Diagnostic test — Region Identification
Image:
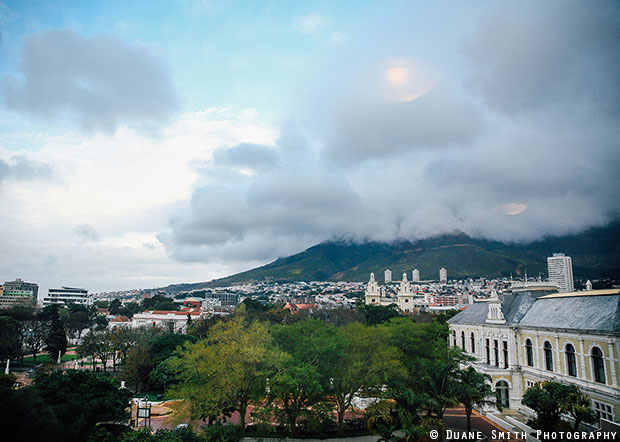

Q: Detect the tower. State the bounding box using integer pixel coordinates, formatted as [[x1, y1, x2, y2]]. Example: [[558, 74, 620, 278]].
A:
[[384, 269, 392, 283], [547, 253, 574, 293], [365, 273, 381, 305], [397, 272, 414, 312], [439, 268, 447, 283], [412, 269, 420, 282]]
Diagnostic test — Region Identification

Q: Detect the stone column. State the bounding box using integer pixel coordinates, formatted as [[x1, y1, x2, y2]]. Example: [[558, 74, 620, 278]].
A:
[[535, 334, 540, 370], [607, 341, 617, 387], [554, 336, 562, 375], [579, 337, 587, 380]]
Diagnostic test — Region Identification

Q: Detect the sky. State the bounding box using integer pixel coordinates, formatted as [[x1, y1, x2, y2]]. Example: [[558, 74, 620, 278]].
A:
[[0, 0, 619, 294]]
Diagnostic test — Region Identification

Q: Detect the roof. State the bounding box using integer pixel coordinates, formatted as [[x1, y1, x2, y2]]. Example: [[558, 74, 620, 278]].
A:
[[448, 289, 620, 333], [539, 288, 620, 299], [519, 294, 620, 333], [110, 315, 130, 322]]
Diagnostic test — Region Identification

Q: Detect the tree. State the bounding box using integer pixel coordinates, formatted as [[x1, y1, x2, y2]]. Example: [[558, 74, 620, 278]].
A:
[[34, 370, 131, 442], [328, 322, 405, 435], [109, 298, 122, 315], [23, 319, 50, 365], [560, 386, 597, 430], [455, 367, 495, 432], [268, 319, 341, 436], [0, 316, 22, 363], [170, 317, 275, 433], [358, 303, 401, 325], [44, 305, 67, 362], [79, 330, 113, 373], [523, 381, 596, 431], [122, 344, 155, 392]]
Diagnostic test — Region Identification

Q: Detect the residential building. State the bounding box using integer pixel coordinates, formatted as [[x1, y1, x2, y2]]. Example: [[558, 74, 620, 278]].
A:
[[412, 269, 420, 282], [448, 286, 620, 424], [384, 269, 392, 283], [43, 286, 92, 306], [439, 267, 448, 283], [547, 253, 574, 293]]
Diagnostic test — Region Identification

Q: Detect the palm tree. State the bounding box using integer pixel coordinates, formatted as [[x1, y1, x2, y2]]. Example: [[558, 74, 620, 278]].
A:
[[456, 366, 495, 432]]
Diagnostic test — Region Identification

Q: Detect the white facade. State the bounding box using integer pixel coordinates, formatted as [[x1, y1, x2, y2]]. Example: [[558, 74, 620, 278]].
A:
[[43, 286, 92, 306], [131, 310, 203, 333], [439, 267, 447, 283], [412, 269, 420, 282], [384, 269, 392, 283], [547, 253, 574, 293]]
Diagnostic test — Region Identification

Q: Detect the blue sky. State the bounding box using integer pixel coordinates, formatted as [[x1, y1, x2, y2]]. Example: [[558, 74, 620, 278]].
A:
[[0, 1, 618, 294]]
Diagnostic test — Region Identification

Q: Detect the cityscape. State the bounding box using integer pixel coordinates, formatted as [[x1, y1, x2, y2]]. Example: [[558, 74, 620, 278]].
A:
[[1, 1, 619, 442]]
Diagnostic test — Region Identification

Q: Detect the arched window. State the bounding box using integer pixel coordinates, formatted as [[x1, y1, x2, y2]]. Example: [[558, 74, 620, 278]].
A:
[[565, 344, 577, 377], [485, 339, 490, 364], [461, 331, 466, 350], [544, 341, 553, 371], [452, 331, 456, 347], [470, 332, 476, 353], [592, 347, 606, 384], [525, 339, 533, 367], [495, 380, 510, 408]]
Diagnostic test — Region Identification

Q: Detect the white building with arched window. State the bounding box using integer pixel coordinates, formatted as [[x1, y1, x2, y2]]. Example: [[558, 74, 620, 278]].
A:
[[448, 286, 620, 424]]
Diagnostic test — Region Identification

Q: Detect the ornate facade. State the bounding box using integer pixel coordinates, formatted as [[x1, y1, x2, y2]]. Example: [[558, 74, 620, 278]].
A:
[[448, 286, 620, 424]]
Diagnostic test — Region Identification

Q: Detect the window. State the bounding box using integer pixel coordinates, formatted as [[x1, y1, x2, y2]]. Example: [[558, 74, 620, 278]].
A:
[[525, 339, 534, 367], [495, 381, 509, 408], [461, 331, 466, 350], [544, 341, 553, 371], [565, 344, 577, 377], [592, 347, 606, 384], [494, 340, 499, 367], [452, 331, 456, 347], [485, 338, 490, 364], [592, 400, 613, 422], [503, 341, 509, 369], [525, 380, 538, 390], [470, 332, 476, 353]]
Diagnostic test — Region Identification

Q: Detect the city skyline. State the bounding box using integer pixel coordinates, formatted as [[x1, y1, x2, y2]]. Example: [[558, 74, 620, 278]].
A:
[[0, 1, 619, 293]]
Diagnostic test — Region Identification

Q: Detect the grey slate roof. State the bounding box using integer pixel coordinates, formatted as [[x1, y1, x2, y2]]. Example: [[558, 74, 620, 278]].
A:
[[518, 295, 620, 333], [448, 291, 620, 333]]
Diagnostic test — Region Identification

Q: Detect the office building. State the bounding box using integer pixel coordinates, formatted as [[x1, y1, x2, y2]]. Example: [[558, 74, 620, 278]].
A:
[[547, 253, 574, 293], [43, 286, 92, 306]]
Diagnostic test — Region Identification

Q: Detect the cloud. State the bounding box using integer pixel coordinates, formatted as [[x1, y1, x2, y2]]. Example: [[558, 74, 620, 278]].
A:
[[74, 223, 99, 242], [0, 155, 53, 184], [2, 28, 180, 132], [161, 1, 620, 266], [293, 13, 328, 34], [463, 1, 620, 116]]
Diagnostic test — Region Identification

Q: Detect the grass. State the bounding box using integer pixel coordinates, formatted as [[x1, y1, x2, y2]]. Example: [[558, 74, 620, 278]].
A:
[[22, 353, 80, 365]]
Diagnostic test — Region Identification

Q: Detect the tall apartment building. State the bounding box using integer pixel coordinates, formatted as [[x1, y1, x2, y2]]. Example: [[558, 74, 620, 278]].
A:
[[439, 267, 448, 283], [412, 269, 420, 282], [547, 253, 574, 293], [42, 286, 92, 306], [384, 269, 392, 283], [0, 278, 39, 309]]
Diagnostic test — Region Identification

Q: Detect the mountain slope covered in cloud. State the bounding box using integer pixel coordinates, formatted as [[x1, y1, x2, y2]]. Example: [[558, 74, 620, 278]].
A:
[[157, 220, 620, 291]]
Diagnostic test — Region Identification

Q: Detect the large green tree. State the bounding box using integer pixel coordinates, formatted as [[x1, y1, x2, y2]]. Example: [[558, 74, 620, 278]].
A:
[[170, 317, 276, 432], [44, 305, 67, 362]]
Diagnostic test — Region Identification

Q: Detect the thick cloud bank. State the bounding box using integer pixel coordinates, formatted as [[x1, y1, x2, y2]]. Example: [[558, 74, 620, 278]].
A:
[[161, 1, 619, 263], [2, 29, 180, 132]]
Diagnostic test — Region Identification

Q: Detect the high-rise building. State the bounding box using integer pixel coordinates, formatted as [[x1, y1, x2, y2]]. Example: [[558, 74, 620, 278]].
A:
[[43, 287, 92, 306], [412, 269, 420, 282], [547, 253, 574, 293], [439, 268, 448, 283], [0, 278, 39, 309], [384, 269, 392, 283]]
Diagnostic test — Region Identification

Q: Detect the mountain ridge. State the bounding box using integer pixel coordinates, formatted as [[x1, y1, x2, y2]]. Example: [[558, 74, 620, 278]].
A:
[[159, 221, 620, 293]]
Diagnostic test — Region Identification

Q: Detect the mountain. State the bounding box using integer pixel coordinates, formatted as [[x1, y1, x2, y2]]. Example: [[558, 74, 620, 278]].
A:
[[160, 221, 620, 292]]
